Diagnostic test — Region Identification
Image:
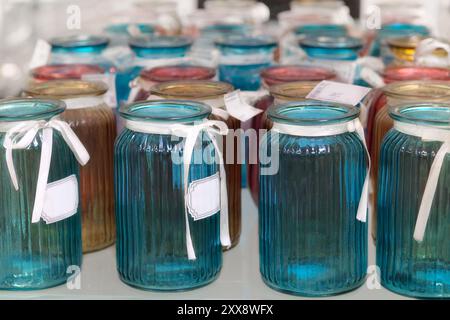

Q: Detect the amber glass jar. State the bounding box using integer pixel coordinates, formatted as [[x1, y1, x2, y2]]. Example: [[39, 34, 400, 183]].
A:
[[131, 65, 216, 102], [249, 81, 319, 204], [150, 80, 241, 249], [369, 81, 450, 239], [386, 36, 426, 65], [24, 80, 116, 252]]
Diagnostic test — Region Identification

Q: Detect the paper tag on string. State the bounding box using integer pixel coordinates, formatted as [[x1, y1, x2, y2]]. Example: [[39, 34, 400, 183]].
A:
[[224, 90, 263, 122], [306, 80, 371, 106], [29, 39, 51, 70]]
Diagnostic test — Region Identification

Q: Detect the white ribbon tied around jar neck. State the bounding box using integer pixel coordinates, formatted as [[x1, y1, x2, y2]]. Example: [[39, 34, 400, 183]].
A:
[[271, 118, 370, 222], [394, 121, 450, 242], [125, 119, 231, 260], [1, 117, 90, 223]]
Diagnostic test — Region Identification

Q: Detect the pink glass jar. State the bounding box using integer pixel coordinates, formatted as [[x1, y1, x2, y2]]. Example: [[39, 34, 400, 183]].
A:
[[30, 64, 105, 83]]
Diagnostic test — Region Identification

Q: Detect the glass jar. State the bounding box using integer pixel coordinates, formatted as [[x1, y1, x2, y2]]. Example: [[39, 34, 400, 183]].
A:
[[30, 64, 105, 84], [104, 23, 155, 47], [293, 24, 348, 39], [130, 65, 216, 102], [260, 65, 336, 87], [149, 81, 241, 249], [118, 35, 193, 103], [385, 36, 426, 65], [115, 100, 227, 290], [377, 103, 450, 298], [299, 35, 362, 61], [259, 101, 368, 296], [249, 79, 329, 205], [383, 66, 450, 84], [368, 81, 450, 240], [49, 35, 116, 73], [0, 99, 83, 289], [215, 35, 277, 91], [24, 80, 116, 253]]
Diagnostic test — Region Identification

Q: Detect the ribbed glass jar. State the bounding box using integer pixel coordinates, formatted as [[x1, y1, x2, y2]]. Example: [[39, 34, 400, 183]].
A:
[[259, 101, 368, 296], [369, 81, 450, 240], [30, 64, 105, 83], [115, 100, 222, 290], [118, 35, 193, 103], [377, 104, 450, 298], [24, 80, 116, 253], [150, 80, 241, 249], [0, 99, 82, 290], [131, 65, 216, 102], [215, 35, 277, 91], [249, 81, 320, 204]]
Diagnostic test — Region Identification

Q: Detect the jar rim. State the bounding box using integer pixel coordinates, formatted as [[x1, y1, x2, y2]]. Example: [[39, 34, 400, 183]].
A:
[[293, 23, 347, 35], [387, 35, 427, 48], [261, 65, 336, 83], [383, 66, 450, 82], [215, 35, 277, 48], [104, 23, 155, 34], [269, 81, 319, 100], [299, 35, 363, 49], [129, 35, 193, 49], [50, 35, 110, 49], [141, 65, 216, 83], [201, 23, 251, 34], [0, 98, 65, 122], [120, 100, 211, 123], [24, 80, 108, 99], [150, 80, 234, 100], [31, 64, 105, 81], [268, 100, 359, 126], [382, 80, 450, 99], [390, 103, 450, 127]]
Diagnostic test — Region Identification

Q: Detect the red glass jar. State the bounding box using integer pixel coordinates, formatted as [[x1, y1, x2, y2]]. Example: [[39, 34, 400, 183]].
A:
[[131, 65, 216, 101], [30, 64, 105, 83], [260, 65, 335, 87]]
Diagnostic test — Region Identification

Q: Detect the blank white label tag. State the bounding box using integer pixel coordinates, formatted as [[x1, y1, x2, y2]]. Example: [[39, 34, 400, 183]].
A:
[[42, 175, 79, 224], [187, 173, 220, 221], [127, 24, 143, 37], [306, 80, 372, 106], [82, 73, 117, 107], [29, 39, 51, 70], [224, 90, 263, 122]]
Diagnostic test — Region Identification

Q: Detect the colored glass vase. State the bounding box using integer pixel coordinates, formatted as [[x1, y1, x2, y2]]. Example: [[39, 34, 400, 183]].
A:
[[377, 103, 450, 298], [0, 99, 83, 289], [150, 80, 241, 249], [25, 80, 116, 253], [115, 100, 227, 290], [259, 101, 368, 296]]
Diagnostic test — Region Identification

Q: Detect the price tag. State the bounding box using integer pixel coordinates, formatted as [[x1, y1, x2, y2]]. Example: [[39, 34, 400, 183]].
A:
[[42, 175, 79, 224], [306, 80, 372, 106], [29, 39, 51, 69], [127, 24, 143, 37], [224, 90, 263, 122], [187, 173, 220, 221]]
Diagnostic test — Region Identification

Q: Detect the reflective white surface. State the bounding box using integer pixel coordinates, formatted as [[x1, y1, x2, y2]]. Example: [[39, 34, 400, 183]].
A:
[[0, 190, 409, 300]]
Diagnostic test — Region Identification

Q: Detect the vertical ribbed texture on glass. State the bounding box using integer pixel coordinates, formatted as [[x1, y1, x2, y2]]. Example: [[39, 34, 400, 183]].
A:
[[259, 131, 367, 296], [115, 129, 222, 291], [377, 129, 450, 298], [61, 106, 116, 252], [0, 131, 82, 290]]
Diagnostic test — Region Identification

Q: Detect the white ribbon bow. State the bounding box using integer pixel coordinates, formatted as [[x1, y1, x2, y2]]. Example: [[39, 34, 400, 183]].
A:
[[125, 119, 231, 260], [394, 121, 450, 242], [272, 118, 370, 222], [2, 117, 90, 223], [414, 38, 450, 68]]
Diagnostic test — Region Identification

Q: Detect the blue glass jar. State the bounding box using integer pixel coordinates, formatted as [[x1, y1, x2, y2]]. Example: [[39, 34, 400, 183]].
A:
[[49, 35, 116, 72], [294, 24, 348, 38], [104, 23, 155, 47], [215, 35, 277, 91], [369, 23, 430, 58], [299, 35, 362, 61], [0, 99, 83, 290], [115, 100, 225, 291], [377, 103, 450, 298], [259, 101, 368, 296], [118, 35, 193, 104]]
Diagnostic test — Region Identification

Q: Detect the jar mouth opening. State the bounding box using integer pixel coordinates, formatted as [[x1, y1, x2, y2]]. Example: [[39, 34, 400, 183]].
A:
[[31, 64, 105, 81], [141, 65, 216, 83], [120, 100, 211, 123], [299, 35, 363, 49], [201, 23, 251, 34], [293, 24, 347, 35], [382, 81, 450, 99], [50, 35, 109, 49], [379, 23, 429, 35], [150, 80, 234, 100], [268, 100, 359, 125], [24, 80, 108, 99], [261, 66, 336, 83], [105, 23, 155, 35], [383, 67, 450, 82], [387, 35, 426, 48], [129, 35, 193, 49], [269, 81, 319, 100], [0, 98, 65, 122], [215, 35, 277, 48], [390, 103, 450, 127]]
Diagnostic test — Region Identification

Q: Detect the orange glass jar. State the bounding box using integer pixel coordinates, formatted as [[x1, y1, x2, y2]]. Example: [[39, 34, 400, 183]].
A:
[[150, 80, 241, 249], [369, 81, 450, 239], [25, 80, 116, 252]]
